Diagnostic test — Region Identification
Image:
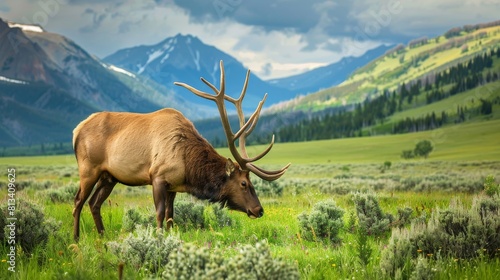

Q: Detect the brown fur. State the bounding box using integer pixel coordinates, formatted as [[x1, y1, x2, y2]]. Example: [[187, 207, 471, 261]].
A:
[[72, 108, 262, 241]]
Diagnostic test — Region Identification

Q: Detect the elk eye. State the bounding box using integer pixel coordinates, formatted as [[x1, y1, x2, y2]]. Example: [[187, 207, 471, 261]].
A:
[[241, 181, 247, 188]]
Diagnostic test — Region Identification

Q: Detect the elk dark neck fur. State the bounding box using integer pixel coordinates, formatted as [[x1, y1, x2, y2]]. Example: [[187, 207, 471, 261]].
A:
[[179, 124, 228, 202]]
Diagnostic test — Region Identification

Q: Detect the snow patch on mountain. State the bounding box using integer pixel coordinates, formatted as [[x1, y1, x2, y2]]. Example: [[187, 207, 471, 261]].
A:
[[7, 22, 44, 33], [0, 75, 28, 84], [138, 48, 163, 74], [209, 61, 218, 83], [137, 39, 178, 73], [107, 65, 136, 78], [161, 53, 170, 63], [193, 50, 200, 71]]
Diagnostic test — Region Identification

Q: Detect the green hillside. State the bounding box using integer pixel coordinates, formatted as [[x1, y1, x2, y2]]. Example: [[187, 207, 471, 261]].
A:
[[215, 119, 500, 165], [384, 81, 500, 123], [2, 116, 498, 167], [271, 44, 500, 144], [270, 22, 500, 112]]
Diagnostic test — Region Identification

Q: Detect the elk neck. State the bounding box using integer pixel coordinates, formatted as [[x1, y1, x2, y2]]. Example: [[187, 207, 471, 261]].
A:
[[179, 125, 229, 203]]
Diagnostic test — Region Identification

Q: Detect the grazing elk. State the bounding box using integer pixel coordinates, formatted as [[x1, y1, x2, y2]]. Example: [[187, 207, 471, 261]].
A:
[[72, 60, 290, 241]]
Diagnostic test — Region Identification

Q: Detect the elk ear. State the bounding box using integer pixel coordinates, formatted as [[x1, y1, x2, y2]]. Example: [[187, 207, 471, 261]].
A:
[[225, 158, 235, 176]]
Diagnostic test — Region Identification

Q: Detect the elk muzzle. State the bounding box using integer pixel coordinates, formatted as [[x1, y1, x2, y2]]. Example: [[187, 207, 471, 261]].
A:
[[247, 205, 264, 219]]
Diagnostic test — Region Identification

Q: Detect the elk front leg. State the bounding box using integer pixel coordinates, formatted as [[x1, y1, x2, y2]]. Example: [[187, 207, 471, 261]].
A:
[[152, 180, 167, 229], [165, 192, 176, 230]]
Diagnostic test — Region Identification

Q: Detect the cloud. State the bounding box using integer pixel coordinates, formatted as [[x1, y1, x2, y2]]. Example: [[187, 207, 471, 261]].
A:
[[1, 0, 499, 79], [260, 62, 273, 77], [79, 8, 108, 33], [0, 4, 10, 13]]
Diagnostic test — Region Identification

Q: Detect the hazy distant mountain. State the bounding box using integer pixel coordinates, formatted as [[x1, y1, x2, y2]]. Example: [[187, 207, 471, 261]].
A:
[[268, 44, 393, 94], [0, 18, 187, 146], [103, 34, 296, 113]]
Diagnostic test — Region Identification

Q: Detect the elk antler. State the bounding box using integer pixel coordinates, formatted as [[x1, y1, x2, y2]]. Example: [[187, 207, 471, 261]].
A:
[[174, 60, 290, 181]]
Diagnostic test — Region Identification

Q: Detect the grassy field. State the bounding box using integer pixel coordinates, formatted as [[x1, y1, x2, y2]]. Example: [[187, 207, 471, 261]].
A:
[[0, 116, 500, 279], [0, 117, 499, 279]]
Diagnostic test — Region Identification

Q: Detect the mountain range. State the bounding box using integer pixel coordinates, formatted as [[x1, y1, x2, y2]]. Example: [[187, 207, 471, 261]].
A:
[[268, 44, 392, 94], [0, 17, 389, 147], [103, 34, 391, 111], [3, 17, 497, 150], [103, 34, 296, 113], [0, 18, 198, 146]]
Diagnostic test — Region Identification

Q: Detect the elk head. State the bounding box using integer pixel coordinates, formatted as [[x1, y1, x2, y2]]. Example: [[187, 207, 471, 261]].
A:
[[175, 60, 290, 218]]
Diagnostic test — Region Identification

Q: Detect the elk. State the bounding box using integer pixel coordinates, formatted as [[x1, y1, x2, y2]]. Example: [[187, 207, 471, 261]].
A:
[[72, 60, 290, 241]]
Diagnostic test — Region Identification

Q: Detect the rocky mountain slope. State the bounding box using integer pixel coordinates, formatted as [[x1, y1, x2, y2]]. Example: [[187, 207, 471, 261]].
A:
[[0, 18, 188, 146]]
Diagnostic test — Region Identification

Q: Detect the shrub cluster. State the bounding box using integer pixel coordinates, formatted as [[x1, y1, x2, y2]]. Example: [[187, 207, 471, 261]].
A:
[[174, 200, 233, 231], [284, 161, 497, 195], [163, 240, 299, 280], [107, 226, 181, 274], [298, 200, 344, 243], [43, 182, 79, 203], [7, 180, 53, 191], [253, 178, 284, 197], [108, 228, 299, 279], [320, 178, 394, 195], [484, 175, 499, 196], [122, 208, 154, 232], [121, 200, 234, 232], [380, 194, 500, 279], [352, 192, 394, 236], [0, 199, 61, 253]]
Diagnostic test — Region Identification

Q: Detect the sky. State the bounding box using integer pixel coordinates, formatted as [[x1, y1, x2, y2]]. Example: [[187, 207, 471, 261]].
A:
[[1, 0, 499, 79]]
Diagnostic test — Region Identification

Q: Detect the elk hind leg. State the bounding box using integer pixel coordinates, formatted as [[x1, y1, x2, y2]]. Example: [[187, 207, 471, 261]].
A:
[[73, 168, 100, 241], [88, 171, 117, 235]]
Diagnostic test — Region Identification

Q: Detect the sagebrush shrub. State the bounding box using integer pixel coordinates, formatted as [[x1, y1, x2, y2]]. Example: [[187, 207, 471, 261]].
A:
[[173, 200, 206, 230], [174, 200, 233, 230], [298, 200, 344, 243], [380, 195, 500, 279], [410, 256, 435, 280], [107, 226, 181, 274], [121, 200, 233, 232], [484, 175, 499, 196], [319, 181, 351, 195], [44, 182, 79, 203], [12, 180, 53, 191], [356, 227, 373, 265], [253, 178, 283, 197], [122, 208, 153, 232], [352, 192, 394, 236], [203, 204, 233, 230], [380, 226, 416, 279], [0, 199, 61, 253], [395, 207, 414, 228], [162, 240, 299, 280]]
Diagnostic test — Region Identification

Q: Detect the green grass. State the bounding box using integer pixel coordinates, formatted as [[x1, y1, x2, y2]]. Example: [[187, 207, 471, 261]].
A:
[[1, 159, 499, 279]]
